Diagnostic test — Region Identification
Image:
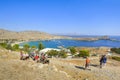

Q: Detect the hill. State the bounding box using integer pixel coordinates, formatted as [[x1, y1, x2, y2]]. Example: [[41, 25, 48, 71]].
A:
[[0, 48, 120, 80], [0, 29, 67, 41]]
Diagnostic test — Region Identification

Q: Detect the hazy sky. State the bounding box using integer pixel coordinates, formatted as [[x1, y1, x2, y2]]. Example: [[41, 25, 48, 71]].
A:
[[0, 0, 120, 35]]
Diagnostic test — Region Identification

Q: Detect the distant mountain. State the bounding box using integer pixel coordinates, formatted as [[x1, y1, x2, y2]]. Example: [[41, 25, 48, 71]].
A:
[[0, 29, 66, 41]]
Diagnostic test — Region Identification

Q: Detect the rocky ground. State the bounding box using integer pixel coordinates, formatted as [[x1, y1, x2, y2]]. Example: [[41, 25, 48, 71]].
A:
[[0, 49, 120, 80]]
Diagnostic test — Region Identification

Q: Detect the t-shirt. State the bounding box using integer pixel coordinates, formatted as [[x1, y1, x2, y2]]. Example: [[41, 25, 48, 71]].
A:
[[34, 56, 39, 60], [86, 58, 90, 63]]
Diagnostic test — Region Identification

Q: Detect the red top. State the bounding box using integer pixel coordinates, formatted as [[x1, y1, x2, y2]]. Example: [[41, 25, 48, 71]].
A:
[[86, 58, 90, 63], [34, 56, 39, 60]]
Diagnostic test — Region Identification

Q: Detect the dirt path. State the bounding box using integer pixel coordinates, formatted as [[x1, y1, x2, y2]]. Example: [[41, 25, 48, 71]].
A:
[[57, 58, 120, 80]]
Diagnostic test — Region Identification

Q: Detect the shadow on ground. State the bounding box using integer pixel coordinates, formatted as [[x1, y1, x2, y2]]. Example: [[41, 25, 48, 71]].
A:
[[90, 64, 99, 67], [75, 66, 85, 70]]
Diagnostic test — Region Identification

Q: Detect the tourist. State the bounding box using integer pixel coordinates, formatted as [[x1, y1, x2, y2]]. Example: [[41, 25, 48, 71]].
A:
[[24, 53, 29, 60], [20, 50, 23, 60], [20, 50, 29, 60], [100, 55, 107, 68], [29, 52, 35, 60], [85, 57, 90, 70], [34, 54, 39, 62]]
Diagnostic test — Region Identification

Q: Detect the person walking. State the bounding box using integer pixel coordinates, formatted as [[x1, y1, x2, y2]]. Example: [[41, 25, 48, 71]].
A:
[[85, 57, 90, 70], [102, 55, 107, 66], [100, 55, 107, 68]]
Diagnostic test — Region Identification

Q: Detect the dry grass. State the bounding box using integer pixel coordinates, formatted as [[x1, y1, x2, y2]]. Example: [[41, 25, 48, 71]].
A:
[[0, 48, 120, 80]]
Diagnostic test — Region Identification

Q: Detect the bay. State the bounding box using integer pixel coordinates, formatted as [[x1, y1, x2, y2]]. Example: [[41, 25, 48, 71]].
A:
[[20, 36, 120, 48]]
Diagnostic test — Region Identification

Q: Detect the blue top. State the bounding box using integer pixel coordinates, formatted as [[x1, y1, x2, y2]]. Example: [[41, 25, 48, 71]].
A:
[[103, 57, 107, 63]]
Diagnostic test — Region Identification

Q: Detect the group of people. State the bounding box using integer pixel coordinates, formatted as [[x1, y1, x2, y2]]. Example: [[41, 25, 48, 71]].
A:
[[85, 55, 107, 70], [20, 50, 49, 64], [20, 50, 107, 68]]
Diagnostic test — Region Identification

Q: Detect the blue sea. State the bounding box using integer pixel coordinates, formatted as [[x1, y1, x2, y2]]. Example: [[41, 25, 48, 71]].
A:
[[20, 35, 120, 48]]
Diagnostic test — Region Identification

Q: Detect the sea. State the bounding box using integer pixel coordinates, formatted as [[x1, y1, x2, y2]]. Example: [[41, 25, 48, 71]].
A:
[[19, 35, 120, 48]]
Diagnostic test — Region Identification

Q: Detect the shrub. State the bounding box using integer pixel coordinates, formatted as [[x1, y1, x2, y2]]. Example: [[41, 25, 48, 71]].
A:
[[111, 48, 120, 54], [0, 43, 7, 48], [59, 50, 67, 58], [12, 44, 19, 51], [68, 47, 77, 55], [77, 50, 90, 57], [38, 42, 44, 50], [31, 46, 36, 49], [23, 44, 30, 52], [47, 50, 59, 57], [112, 56, 120, 61], [6, 44, 13, 50], [47, 50, 68, 58]]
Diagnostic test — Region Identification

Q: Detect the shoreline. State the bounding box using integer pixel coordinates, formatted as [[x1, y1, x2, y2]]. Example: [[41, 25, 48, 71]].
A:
[[11, 38, 118, 48], [11, 41, 27, 46]]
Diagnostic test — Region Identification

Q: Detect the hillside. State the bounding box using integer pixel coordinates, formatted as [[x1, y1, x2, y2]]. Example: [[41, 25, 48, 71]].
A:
[[0, 29, 111, 42], [0, 48, 120, 80], [0, 29, 66, 41]]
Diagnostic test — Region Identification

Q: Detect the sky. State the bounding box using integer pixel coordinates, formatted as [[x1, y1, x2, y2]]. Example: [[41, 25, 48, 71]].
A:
[[0, 0, 120, 35]]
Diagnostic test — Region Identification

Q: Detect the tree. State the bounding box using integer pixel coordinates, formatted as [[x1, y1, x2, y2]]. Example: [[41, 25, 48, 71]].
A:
[[38, 42, 44, 50], [12, 44, 19, 51], [0, 43, 7, 48], [111, 48, 120, 54], [68, 47, 77, 55], [46, 50, 67, 58], [59, 50, 67, 58], [12, 44, 19, 50], [23, 44, 30, 52], [6, 44, 13, 50], [47, 50, 59, 57], [31, 46, 36, 49], [77, 50, 90, 57]]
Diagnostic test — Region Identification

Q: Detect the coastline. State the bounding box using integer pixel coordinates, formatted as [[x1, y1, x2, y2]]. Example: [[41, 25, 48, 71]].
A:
[[11, 41, 27, 46], [9, 35, 120, 48]]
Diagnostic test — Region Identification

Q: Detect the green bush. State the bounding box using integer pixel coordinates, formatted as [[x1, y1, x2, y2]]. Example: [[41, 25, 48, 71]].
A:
[[47, 50, 67, 58], [0, 43, 7, 48], [31, 46, 36, 49], [59, 50, 67, 58], [47, 50, 59, 57], [23, 44, 30, 52], [77, 50, 90, 57], [6, 44, 13, 50], [112, 56, 120, 61], [68, 47, 77, 55], [12, 44, 19, 51], [38, 42, 44, 50], [111, 48, 120, 54]]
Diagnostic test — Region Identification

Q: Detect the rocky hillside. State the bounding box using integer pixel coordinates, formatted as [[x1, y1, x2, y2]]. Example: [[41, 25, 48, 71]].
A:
[[0, 29, 66, 41], [0, 48, 120, 80]]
